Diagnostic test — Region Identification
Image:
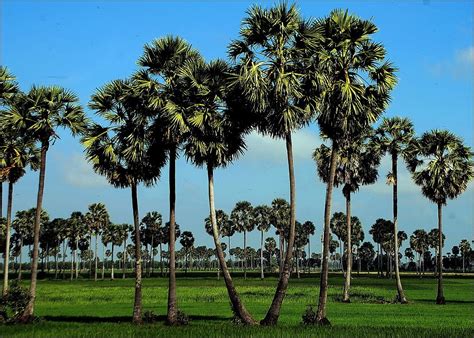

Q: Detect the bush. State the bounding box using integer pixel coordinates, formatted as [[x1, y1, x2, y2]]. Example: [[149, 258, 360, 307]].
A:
[[0, 281, 31, 323]]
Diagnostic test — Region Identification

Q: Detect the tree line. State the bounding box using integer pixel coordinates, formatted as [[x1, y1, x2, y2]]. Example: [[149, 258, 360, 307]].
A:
[[1, 3, 472, 326]]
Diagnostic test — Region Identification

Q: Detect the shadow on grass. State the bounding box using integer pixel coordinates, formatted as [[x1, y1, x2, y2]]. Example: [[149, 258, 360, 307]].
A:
[[43, 314, 230, 323]]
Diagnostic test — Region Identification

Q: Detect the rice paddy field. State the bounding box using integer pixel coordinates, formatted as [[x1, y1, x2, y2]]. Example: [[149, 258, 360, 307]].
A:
[[1, 272, 473, 337]]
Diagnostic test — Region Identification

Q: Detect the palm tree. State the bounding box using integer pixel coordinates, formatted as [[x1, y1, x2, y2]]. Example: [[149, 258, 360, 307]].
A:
[[312, 10, 397, 324], [179, 231, 194, 275], [182, 57, 255, 324], [83, 78, 167, 323], [314, 132, 379, 301], [2, 85, 86, 321], [459, 240, 471, 273], [85, 203, 109, 281], [138, 36, 199, 325], [67, 211, 87, 280], [253, 205, 272, 279], [302, 221, 315, 273], [410, 229, 429, 276], [427, 228, 445, 275], [12, 210, 34, 281], [0, 99, 40, 295], [372, 117, 414, 302], [270, 198, 290, 275], [141, 211, 162, 277], [231, 201, 254, 280], [409, 130, 473, 303], [229, 3, 317, 325]]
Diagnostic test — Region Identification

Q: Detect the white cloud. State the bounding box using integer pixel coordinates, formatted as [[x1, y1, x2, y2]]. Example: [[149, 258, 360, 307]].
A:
[[242, 128, 322, 164], [60, 153, 109, 188], [429, 46, 474, 80]]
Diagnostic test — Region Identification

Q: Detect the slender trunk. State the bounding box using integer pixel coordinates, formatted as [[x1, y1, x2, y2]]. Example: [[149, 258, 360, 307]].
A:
[[54, 252, 58, 279], [228, 237, 232, 269], [296, 249, 300, 279], [260, 230, 264, 280], [166, 148, 178, 325], [207, 163, 255, 325], [392, 153, 407, 302], [75, 238, 79, 279], [94, 234, 98, 282], [2, 182, 14, 296], [160, 243, 163, 277], [0, 182, 2, 218], [462, 253, 465, 273], [307, 241, 311, 274], [279, 234, 284, 276], [342, 191, 352, 302], [62, 241, 66, 280], [70, 249, 74, 281], [89, 236, 92, 278], [102, 243, 105, 280], [261, 132, 297, 325], [315, 142, 338, 325], [20, 143, 47, 322], [122, 238, 126, 279], [243, 230, 247, 280], [111, 244, 115, 280], [18, 239, 23, 281], [131, 182, 143, 323], [436, 203, 445, 304], [151, 234, 154, 276]]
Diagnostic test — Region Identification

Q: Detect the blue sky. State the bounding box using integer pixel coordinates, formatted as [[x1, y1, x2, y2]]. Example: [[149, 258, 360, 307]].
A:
[[1, 0, 473, 256]]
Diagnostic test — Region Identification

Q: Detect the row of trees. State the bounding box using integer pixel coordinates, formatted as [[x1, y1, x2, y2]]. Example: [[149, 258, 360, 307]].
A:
[[1, 3, 472, 326]]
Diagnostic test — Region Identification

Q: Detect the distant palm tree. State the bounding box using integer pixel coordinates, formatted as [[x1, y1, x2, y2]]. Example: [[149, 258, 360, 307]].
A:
[[85, 203, 109, 281], [141, 211, 162, 277], [270, 198, 290, 275], [302, 221, 315, 273], [229, 3, 316, 325], [182, 58, 256, 324], [2, 85, 86, 322], [138, 36, 200, 325], [83, 78, 167, 323], [410, 229, 429, 276], [67, 211, 87, 280], [314, 131, 380, 302], [459, 240, 471, 273], [312, 10, 397, 324], [372, 116, 414, 303], [179, 231, 195, 274], [253, 205, 272, 279], [427, 228, 445, 276], [409, 130, 473, 304], [231, 201, 254, 280]]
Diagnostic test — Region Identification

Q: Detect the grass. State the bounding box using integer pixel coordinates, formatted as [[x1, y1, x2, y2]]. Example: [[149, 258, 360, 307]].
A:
[[1, 272, 473, 337]]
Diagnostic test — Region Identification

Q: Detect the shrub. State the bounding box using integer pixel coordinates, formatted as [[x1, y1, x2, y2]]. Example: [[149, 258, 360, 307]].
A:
[[0, 281, 31, 323]]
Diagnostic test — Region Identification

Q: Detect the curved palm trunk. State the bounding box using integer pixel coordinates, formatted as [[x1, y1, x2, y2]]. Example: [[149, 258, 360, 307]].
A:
[[436, 202, 445, 304], [261, 132, 296, 326], [342, 191, 352, 302], [315, 143, 338, 325], [131, 181, 143, 324], [207, 163, 256, 325], [20, 142, 47, 322], [167, 148, 178, 325], [392, 153, 407, 303], [260, 230, 264, 280], [2, 182, 14, 296]]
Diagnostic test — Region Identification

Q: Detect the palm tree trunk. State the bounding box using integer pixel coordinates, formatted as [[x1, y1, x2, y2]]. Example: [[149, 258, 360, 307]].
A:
[[122, 238, 126, 279], [151, 234, 154, 276], [436, 202, 445, 304], [2, 182, 14, 296], [101, 243, 105, 280], [70, 249, 74, 281], [111, 244, 115, 280], [75, 239, 79, 279], [89, 236, 92, 279], [131, 181, 143, 324], [462, 253, 465, 273], [20, 142, 48, 322], [94, 234, 98, 282], [228, 237, 232, 269], [261, 132, 297, 326], [159, 243, 163, 277], [296, 249, 300, 279], [260, 230, 264, 280], [61, 241, 66, 280], [391, 153, 407, 302], [342, 191, 352, 303], [315, 142, 338, 325], [0, 182, 2, 218], [166, 147, 178, 325], [18, 238, 23, 281], [243, 230, 247, 280], [278, 234, 284, 276], [207, 163, 256, 325]]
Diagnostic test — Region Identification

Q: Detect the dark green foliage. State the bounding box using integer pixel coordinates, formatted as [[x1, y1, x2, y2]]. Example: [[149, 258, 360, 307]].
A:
[[0, 281, 31, 323]]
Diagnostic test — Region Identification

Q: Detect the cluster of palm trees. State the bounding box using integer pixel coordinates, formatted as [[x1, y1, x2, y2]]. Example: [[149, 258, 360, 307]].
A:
[[1, 3, 472, 326]]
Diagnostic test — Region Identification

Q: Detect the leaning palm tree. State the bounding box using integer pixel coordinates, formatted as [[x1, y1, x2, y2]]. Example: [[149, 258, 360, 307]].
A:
[[2, 85, 86, 322], [0, 99, 40, 295], [182, 57, 256, 324], [231, 201, 254, 280], [83, 78, 167, 323], [313, 130, 380, 302], [371, 116, 414, 302], [137, 36, 199, 325], [228, 3, 316, 325], [311, 10, 397, 324], [409, 130, 473, 304], [253, 205, 272, 279]]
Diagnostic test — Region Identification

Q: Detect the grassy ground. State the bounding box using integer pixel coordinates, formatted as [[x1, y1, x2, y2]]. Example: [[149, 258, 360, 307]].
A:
[[1, 272, 473, 337]]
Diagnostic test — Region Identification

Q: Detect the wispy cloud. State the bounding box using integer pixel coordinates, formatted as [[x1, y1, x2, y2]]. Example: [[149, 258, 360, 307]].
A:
[[60, 153, 109, 188], [428, 46, 474, 80]]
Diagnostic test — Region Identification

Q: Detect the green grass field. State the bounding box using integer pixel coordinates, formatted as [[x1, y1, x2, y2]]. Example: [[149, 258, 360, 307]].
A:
[[2, 273, 473, 337]]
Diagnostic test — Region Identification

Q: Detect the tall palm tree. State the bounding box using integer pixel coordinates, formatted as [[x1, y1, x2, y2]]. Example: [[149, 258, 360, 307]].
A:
[[1, 95, 40, 294], [2, 85, 86, 321], [313, 131, 380, 302], [253, 205, 272, 279], [229, 3, 317, 325], [231, 201, 254, 280], [182, 57, 256, 324], [83, 78, 167, 323], [372, 116, 414, 302], [409, 130, 473, 304], [138, 36, 199, 325], [312, 10, 397, 324]]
